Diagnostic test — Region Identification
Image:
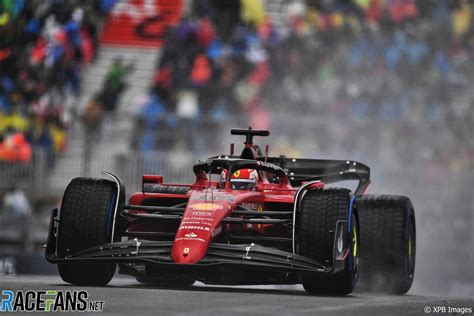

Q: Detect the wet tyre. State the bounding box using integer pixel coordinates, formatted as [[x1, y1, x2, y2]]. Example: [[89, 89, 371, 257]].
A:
[[298, 188, 360, 295], [57, 177, 119, 285], [357, 195, 416, 294]]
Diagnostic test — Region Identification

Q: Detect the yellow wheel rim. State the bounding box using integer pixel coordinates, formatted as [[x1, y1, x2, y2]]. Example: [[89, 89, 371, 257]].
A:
[[408, 233, 412, 257], [353, 223, 358, 257]]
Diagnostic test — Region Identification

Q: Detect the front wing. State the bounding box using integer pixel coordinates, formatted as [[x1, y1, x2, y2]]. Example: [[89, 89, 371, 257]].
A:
[[45, 209, 347, 276]]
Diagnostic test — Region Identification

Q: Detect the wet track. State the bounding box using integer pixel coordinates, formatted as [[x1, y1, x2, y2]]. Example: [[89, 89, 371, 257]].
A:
[[1, 275, 472, 315]]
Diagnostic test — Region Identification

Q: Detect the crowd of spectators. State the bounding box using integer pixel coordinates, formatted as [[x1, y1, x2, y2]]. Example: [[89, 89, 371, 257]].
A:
[[0, 0, 115, 164], [133, 0, 271, 154], [264, 0, 474, 176], [134, 0, 473, 174]]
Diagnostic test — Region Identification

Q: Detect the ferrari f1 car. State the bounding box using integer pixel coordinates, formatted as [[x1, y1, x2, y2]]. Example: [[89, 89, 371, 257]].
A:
[[46, 128, 416, 295]]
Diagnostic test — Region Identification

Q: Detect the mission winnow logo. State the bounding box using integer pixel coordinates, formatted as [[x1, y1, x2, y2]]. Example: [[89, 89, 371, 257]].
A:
[[1, 290, 105, 312]]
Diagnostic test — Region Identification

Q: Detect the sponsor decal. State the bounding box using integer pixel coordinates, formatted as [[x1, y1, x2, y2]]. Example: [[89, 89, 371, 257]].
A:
[[0, 290, 104, 312], [190, 203, 223, 211], [180, 226, 211, 232], [185, 232, 198, 238], [190, 212, 212, 217], [175, 237, 205, 243], [186, 215, 213, 221], [180, 221, 212, 226]]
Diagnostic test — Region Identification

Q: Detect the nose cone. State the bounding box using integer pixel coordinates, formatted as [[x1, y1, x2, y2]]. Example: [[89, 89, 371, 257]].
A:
[[171, 231, 212, 264], [171, 200, 229, 264]]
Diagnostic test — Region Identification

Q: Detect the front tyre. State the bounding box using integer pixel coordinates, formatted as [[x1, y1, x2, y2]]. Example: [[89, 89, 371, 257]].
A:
[[357, 195, 416, 294], [57, 178, 119, 286], [298, 188, 360, 295]]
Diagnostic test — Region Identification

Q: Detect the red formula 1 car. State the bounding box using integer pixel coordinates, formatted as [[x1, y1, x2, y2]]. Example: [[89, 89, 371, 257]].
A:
[[46, 128, 416, 295]]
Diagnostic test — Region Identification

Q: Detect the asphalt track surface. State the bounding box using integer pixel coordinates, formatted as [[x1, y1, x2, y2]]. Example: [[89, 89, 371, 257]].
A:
[[1, 275, 473, 315]]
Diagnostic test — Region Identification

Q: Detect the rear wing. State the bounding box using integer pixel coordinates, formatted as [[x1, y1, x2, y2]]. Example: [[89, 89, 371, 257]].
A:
[[261, 156, 370, 196]]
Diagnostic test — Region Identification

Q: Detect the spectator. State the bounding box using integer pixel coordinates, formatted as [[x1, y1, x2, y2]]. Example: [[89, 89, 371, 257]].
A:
[[1, 185, 32, 217], [83, 93, 104, 133], [101, 57, 134, 113], [1, 185, 32, 252], [0, 1, 114, 167]]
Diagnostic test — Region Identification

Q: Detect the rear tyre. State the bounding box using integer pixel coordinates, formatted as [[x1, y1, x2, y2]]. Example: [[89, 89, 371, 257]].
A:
[[357, 195, 416, 294], [57, 177, 119, 286], [298, 188, 360, 295]]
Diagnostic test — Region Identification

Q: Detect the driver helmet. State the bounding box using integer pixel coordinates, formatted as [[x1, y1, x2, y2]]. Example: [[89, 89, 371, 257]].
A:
[[220, 169, 258, 190]]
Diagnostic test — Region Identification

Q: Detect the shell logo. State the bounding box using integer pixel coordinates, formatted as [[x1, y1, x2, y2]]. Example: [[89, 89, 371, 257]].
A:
[[190, 203, 224, 211]]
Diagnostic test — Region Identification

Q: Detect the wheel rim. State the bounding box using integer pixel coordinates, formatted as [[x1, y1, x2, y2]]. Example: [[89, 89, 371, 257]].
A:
[[353, 223, 358, 258], [352, 214, 359, 277], [407, 217, 416, 280]]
